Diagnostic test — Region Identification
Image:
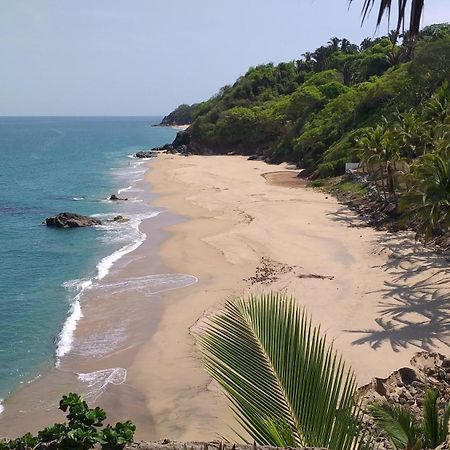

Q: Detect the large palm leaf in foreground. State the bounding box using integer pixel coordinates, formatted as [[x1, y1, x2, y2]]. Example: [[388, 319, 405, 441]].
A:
[[350, 0, 425, 37], [197, 293, 367, 450]]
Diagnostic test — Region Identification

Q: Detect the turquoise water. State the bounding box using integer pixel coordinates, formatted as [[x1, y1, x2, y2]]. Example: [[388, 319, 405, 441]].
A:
[[0, 117, 176, 405]]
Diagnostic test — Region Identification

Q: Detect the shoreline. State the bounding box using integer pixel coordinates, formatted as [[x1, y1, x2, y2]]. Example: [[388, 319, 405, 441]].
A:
[[0, 141, 190, 438], [129, 153, 449, 441], [155, 124, 190, 131]]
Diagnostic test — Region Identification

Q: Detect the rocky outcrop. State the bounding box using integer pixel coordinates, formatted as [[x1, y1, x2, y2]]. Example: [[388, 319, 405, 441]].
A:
[[109, 194, 128, 201], [172, 130, 191, 148], [360, 352, 450, 409], [134, 151, 157, 159], [125, 441, 324, 450], [112, 215, 129, 223], [45, 212, 102, 228], [360, 352, 450, 450]]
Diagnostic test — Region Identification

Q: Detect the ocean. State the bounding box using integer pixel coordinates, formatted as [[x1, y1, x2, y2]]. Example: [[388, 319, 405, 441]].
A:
[[0, 116, 178, 411]]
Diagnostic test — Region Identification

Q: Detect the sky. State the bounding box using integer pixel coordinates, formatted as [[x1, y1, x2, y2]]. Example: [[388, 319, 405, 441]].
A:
[[1, 0, 449, 116]]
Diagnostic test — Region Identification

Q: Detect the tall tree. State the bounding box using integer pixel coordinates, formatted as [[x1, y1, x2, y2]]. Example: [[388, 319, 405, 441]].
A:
[[350, 0, 425, 37]]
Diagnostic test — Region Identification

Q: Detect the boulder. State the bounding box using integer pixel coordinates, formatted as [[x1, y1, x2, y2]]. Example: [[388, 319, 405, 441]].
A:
[[134, 151, 157, 159], [113, 215, 129, 223], [172, 130, 190, 148], [109, 194, 128, 201], [45, 212, 102, 228]]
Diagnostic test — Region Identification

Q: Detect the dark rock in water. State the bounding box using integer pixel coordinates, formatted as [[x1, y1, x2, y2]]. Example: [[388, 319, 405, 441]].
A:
[[45, 212, 102, 228], [113, 215, 129, 223], [109, 194, 128, 201], [172, 130, 190, 148], [134, 151, 157, 159]]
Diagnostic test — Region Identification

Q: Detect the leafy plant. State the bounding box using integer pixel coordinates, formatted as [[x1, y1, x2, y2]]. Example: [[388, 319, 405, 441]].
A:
[[400, 151, 450, 239], [0, 393, 135, 450], [197, 293, 369, 450], [370, 388, 450, 450]]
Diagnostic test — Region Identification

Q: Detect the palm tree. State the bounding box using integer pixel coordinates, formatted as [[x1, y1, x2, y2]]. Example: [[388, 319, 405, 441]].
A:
[[358, 125, 402, 203], [370, 389, 450, 450], [329, 37, 342, 51], [350, 0, 425, 38], [400, 151, 450, 239], [197, 293, 368, 450], [392, 110, 430, 158]]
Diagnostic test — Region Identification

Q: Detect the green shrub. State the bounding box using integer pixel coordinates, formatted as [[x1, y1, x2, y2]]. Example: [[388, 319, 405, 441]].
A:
[[0, 393, 135, 450]]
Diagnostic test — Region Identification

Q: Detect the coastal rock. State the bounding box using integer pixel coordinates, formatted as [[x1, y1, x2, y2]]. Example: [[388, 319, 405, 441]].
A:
[[113, 215, 129, 223], [172, 130, 190, 148], [134, 151, 157, 159], [109, 194, 128, 201], [359, 351, 450, 450], [178, 144, 189, 155], [45, 212, 102, 228]]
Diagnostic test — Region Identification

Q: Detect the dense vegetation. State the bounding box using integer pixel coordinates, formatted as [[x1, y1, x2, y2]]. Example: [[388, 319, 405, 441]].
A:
[[161, 104, 199, 126], [0, 393, 135, 450], [166, 24, 449, 169]]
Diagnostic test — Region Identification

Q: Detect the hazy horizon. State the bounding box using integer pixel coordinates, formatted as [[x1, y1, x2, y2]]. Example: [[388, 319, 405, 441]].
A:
[[1, 0, 449, 116]]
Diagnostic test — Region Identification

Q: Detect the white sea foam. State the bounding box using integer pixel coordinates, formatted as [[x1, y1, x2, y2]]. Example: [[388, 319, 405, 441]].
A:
[[56, 279, 93, 364], [96, 273, 198, 297], [71, 326, 128, 358], [0, 399, 3, 415], [78, 368, 127, 402], [55, 149, 166, 365], [118, 185, 133, 194], [96, 211, 159, 280], [56, 210, 160, 362]]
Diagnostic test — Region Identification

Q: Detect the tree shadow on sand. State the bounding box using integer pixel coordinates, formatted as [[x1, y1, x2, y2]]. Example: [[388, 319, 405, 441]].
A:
[[342, 230, 450, 352], [327, 205, 370, 228]]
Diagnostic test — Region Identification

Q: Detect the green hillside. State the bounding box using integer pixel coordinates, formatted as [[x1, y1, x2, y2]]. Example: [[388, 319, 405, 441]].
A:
[[163, 24, 450, 242], [165, 25, 449, 176]]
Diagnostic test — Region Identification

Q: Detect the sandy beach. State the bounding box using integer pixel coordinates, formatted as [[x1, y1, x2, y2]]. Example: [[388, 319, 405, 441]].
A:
[[128, 154, 449, 441]]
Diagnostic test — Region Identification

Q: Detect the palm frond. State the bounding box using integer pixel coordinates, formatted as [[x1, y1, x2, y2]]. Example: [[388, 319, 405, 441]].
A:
[[197, 293, 367, 450], [440, 403, 450, 445], [369, 402, 421, 450], [349, 0, 425, 36], [423, 389, 440, 449]]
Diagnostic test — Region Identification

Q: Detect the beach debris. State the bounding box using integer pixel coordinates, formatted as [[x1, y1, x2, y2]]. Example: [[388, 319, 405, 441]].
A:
[[123, 441, 325, 450], [109, 194, 128, 201], [44, 212, 102, 228], [298, 273, 335, 280], [244, 257, 294, 285]]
